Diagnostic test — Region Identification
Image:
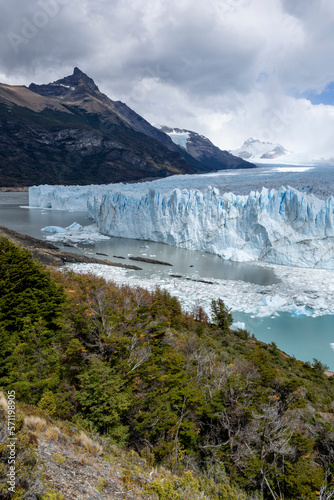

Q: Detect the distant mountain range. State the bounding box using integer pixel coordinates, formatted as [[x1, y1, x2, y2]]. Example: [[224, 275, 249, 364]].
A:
[[157, 126, 252, 171], [230, 138, 289, 161], [0, 68, 253, 187]]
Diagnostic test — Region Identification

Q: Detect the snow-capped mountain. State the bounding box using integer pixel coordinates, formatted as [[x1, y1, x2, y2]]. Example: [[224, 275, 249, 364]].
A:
[[230, 138, 289, 161], [156, 126, 254, 170]]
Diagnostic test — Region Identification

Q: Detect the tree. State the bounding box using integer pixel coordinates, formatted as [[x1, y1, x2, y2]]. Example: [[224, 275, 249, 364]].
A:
[[0, 237, 65, 334], [211, 299, 233, 331], [75, 358, 131, 444], [0, 238, 66, 401]]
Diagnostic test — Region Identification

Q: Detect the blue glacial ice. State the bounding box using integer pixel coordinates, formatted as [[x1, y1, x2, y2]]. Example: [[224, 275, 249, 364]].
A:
[[86, 185, 334, 269], [30, 180, 334, 269]]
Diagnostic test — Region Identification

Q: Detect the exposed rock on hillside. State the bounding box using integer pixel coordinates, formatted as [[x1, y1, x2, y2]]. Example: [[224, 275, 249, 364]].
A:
[[0, 68, 253, 187]]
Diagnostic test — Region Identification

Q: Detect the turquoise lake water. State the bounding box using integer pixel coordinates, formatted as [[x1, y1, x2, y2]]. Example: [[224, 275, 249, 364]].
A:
[[233, 312, 334, 370]]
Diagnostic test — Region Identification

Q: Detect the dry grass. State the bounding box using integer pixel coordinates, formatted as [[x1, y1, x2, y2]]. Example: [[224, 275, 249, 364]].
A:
[[45, 426, 62, 441], [0, 391, 8, 412], [74, 431, 103, 455], [24, 415, 48, 432], [24, 416, 63, 442]]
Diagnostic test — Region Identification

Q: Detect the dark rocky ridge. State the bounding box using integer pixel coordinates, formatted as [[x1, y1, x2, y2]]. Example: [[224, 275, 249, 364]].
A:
[[0, 68, 254, 187]]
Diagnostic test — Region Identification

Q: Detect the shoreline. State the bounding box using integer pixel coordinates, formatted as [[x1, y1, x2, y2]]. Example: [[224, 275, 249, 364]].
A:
[[0, 225, 142, 270]]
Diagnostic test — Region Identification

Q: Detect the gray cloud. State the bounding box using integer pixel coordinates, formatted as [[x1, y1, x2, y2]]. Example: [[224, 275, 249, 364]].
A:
[[0, 0, 93, 79], [0, 0, 334, 157]]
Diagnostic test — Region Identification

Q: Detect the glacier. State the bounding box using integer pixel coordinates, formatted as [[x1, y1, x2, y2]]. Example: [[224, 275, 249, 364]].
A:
[[29, 184, 114, 210], [29, 167, 334, 269], [86, 185, 334, 269]]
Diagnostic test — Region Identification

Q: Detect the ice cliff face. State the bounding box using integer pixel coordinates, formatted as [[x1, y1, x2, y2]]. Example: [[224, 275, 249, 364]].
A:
[[29, 182, 334, 269], [29, 184, 114, 210], [87, 186, 334, 269]]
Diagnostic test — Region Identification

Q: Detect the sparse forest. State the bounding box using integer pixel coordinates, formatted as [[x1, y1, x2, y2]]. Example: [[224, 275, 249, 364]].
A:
[[0, 236, 334, 499]]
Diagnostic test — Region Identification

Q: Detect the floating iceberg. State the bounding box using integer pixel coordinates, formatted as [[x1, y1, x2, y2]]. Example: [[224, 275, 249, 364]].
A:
[[42, 223, 110, 244], [65, 222, 83, 231], [231, 321, 246, 330], [41, 226, 67, 234]]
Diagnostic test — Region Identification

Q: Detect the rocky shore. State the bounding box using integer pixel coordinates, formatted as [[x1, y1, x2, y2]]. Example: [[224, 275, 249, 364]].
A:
[[0, 225, 142, 269]]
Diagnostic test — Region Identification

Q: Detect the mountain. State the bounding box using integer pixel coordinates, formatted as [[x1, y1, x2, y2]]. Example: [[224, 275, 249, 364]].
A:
[[158, 126, 253, 170], [0, 68, 253, 187], [230, 137, 289, 161]]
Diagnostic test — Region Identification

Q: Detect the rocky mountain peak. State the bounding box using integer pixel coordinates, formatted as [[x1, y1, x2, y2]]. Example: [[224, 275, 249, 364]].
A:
[[243, 137, 260, 146], [29, 67, 100, 98], [58, 67, 100, 92]]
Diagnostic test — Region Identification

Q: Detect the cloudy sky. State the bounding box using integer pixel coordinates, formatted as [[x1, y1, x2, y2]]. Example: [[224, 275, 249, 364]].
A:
[[1, 0, 334, 158]]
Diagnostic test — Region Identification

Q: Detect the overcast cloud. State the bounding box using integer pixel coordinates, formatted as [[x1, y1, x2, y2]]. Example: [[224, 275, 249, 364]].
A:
[[1, 0, 334, 158]]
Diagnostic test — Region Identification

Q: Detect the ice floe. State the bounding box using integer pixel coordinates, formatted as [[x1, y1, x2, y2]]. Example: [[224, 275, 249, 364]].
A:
[[65, 260, 334, 319], [41, 223, 110, 244]]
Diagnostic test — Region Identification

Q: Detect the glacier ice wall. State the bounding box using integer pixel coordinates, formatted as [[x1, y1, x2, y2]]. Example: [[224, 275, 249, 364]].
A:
[[29, 182, 334, 269], [29, 184, 118, 210], [88, 186, 334, 269]]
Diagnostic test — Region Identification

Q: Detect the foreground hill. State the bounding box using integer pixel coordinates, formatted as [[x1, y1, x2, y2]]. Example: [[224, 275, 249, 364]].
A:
[[0, 68, 253, 187], [0, 236, 334, 499]]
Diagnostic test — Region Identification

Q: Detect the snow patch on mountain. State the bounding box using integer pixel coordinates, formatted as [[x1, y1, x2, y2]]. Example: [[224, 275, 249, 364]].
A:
[[230, 138, 289, 161], [165, 130, 190, 149], [155, 125, 253, 169]]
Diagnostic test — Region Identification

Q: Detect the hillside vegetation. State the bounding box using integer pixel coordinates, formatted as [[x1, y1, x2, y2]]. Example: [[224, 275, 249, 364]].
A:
[[0, 236, 334, 499]]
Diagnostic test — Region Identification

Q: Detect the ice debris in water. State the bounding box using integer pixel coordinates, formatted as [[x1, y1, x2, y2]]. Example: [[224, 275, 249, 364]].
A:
[[64, 261, 334, 318], [231, 321, 246, 330], [41, 223, 109, 244]]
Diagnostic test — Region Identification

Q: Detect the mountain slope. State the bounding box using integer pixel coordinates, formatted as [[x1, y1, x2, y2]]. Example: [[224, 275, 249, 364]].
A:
[[0, 69, 209, 187], [0, 68, 254, 187], [1, 237, 333, 499], [159, 126, 254, 170]]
